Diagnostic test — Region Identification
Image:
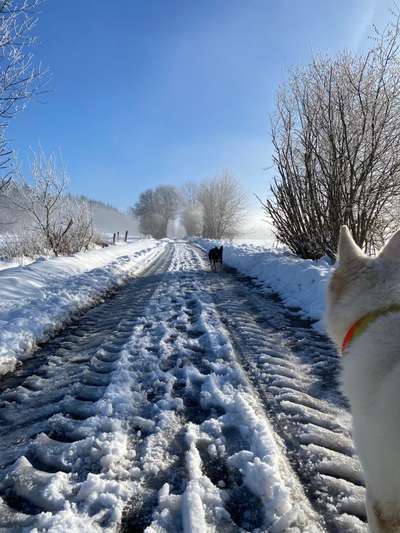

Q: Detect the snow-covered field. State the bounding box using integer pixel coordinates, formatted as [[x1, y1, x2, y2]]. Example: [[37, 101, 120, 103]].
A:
[[0, 241, 365, 532], [193, 239, 333, 331], [0, 239, 166, 376]]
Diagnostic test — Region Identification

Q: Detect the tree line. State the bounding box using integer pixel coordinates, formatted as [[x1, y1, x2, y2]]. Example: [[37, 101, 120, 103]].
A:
[[4, 1, 398, 260], [133, 10, 400, 256], [0, 1, 247, 258], [130, 173, 247, 240]]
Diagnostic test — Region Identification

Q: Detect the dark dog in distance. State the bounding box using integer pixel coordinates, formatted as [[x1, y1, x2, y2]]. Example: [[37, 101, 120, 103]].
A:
[[208, 246, 223, 272]]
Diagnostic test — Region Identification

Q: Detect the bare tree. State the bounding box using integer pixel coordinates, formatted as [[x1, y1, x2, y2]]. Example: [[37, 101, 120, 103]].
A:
[[131, 189, 156, 236], [198, 173, 247, 240], [181, 181, 203, 236], [132, 185, 180, 239], [181, 205, 203, 237], [155, 185, 180, 237], [61, 195, 94, 253], [181, 182, 199, 206], [8, 151, 93, 256], [0, 0, 46, 194], [263, 12, 400, 259]]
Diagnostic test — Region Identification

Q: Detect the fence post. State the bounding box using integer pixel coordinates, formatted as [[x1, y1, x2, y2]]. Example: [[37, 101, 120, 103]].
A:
[[125, 230, 128, 242], [113, 233, 116, 245], [117, 231, 119, 241]]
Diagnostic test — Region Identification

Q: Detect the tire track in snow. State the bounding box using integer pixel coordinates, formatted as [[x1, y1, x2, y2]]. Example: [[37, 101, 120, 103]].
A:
[[121, 242, 322, 533], [190, 243, 367, 533], [0, 245, 175, 531]]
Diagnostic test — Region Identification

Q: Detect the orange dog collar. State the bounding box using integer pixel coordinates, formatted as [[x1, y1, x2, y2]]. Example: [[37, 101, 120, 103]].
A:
[[341, 304, 400, 353]]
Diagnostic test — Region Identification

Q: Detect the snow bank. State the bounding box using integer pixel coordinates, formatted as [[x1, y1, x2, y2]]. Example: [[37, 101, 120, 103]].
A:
[[0, 239, 166, 375], [193, 239, 333, 330], [0, 257, 35, 271]]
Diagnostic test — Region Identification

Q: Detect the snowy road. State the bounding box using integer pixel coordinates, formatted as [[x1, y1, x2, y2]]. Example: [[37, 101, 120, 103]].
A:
[[0, 242, 365, 532]]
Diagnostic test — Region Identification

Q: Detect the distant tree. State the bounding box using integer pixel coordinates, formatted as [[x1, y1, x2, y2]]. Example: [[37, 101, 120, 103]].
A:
[[263, 11, 400, 259], [0, 0, 46, 194], [155, 185, 180, 236], [132, 189, 161, 237], [181, 181, 203, 236], [181, 205, 203, 237], [181, 182, 199, 206], [8, 151, 93, 256], [132, 185, 179, 238], [198, 173, 247, 239]]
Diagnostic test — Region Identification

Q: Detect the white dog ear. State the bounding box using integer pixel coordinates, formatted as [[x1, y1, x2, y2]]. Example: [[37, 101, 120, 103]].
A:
[[338, 225, 364, 264], [379, 229, 400, 259]]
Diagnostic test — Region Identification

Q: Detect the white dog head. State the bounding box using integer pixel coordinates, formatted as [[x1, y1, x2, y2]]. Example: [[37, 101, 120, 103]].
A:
[[325, 226, 400, 349]]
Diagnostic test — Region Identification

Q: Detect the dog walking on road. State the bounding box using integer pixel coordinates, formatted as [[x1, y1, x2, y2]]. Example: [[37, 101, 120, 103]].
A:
[[208, 246, 223, 272]]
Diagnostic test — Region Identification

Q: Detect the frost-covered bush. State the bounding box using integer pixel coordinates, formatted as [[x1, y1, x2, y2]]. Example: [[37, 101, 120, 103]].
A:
[[264, 13, 400, 259], [0, 231, 45, 259], [7, 151, 94, 256]]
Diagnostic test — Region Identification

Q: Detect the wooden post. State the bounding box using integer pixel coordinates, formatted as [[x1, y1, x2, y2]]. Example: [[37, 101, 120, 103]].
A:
[[124, 230, 128, 242], [113, 233, 116, 245], [117, 231, 120, 241]]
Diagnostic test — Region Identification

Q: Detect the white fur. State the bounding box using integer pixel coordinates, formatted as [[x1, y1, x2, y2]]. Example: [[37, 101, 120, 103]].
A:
[[325, 227, 400, 532]]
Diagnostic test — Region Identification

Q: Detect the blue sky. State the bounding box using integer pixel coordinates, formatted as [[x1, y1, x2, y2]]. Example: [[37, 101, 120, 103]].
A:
[[7, 0, 392, 212]]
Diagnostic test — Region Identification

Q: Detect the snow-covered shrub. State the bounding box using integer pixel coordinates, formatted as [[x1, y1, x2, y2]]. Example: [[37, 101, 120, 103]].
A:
[[7, 150, 94, 256], [263, 13, 400, 259], [0, 231, 45, 259]]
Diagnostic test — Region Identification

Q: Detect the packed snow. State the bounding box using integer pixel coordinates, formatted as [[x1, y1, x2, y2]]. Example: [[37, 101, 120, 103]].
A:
[[192, 239, 333, 331], [0, 239, 166, 376]]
